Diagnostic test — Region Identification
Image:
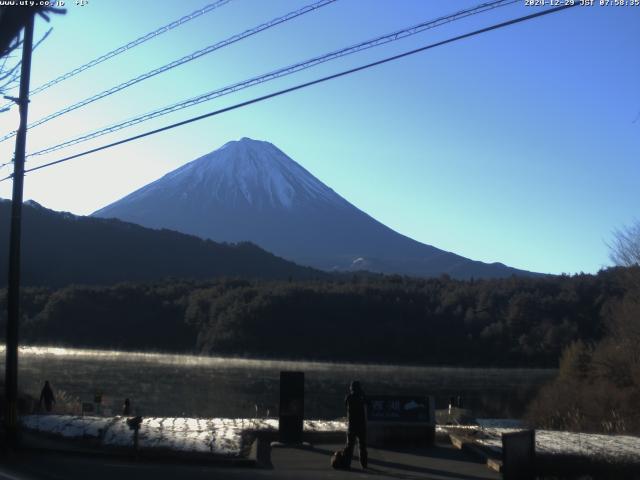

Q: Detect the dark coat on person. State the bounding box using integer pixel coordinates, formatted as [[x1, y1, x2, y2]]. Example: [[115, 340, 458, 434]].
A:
[[343, 383, 368, 469], [40, 382, 55, 411], [345, 391, 367, 433]]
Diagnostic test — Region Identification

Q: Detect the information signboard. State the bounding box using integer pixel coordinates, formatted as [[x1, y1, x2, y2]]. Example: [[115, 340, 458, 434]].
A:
[[366, 395, 433, 423]]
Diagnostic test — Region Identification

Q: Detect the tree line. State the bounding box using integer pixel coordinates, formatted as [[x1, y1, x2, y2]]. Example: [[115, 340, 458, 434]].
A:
[[0, 267, 635, 368], [526, 224, 640, 434]]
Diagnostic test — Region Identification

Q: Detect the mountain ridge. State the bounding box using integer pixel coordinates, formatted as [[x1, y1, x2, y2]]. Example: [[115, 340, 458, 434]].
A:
[[93, 137, 536, 279], [0, 198, 322, 287]]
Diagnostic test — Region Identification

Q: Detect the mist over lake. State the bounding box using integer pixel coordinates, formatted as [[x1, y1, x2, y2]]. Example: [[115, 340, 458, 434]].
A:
[[5, 346, 555, 419]]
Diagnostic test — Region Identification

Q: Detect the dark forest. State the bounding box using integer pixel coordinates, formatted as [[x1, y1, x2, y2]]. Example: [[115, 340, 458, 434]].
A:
[[2, 267, 636, 369]]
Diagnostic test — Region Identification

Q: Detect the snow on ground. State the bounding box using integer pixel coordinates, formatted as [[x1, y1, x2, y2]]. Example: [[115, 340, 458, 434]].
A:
[[25, 415, 637, 464], [454, 426, 640, 464], [20, 415, 347, 457], [304, 419, 347, 432], [21, 415, 114, 439]]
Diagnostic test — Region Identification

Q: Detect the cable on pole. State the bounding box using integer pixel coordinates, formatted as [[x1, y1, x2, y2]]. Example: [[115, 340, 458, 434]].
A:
[[27, 0, 518, 158], [0, 0, 233, 111], [4, 9, 35, 448], [0, 2, 578, 184], [0, 0, 337, 144]]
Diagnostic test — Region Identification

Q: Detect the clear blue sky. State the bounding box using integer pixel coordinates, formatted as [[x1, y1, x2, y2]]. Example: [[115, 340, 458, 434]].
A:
[[0, 0, 638, 275]]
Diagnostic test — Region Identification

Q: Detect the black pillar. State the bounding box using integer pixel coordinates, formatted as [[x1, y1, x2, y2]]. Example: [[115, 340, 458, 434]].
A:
[[278, 371, 304, 444], [4, 12, 35, 448]]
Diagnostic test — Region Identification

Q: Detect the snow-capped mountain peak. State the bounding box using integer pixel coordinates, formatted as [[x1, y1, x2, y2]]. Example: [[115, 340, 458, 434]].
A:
[[93, 137, 533, 279], [146, 137, 343, 211]]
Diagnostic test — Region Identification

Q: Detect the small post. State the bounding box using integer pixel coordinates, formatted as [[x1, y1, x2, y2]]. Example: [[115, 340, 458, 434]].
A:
[[502, 429, 536, 480], [94, 392, 102, 415], [278, 371, 304, 444], [4, 12, 35, 449]]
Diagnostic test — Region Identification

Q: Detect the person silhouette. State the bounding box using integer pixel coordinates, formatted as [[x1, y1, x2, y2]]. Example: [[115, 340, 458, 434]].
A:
[[39, 381, 55, 413], [344, 380, 368, 469], [122, 398, 131, 416]]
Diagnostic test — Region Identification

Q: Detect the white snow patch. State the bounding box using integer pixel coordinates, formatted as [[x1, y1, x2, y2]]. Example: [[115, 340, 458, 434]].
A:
[[20, 415, 347, 457], [21, 415, 113, 439], [447, 426, 640, 464]]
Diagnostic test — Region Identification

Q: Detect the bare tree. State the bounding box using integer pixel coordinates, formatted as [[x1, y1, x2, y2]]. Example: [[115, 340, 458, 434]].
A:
[[0, 6, 62, 56], [0, 6, 63, 97], [0, 27, 52, 99], [0, 34, 23, 97], [609, 220, 640, 267]]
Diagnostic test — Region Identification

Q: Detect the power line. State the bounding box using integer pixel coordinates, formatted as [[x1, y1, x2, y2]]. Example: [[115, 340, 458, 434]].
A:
[[0, 0, 233, 110], [28, 0, 518, 158], [0, 3, 577, 183], [0, 0, 336, 144], [0, 27, 53, 98]]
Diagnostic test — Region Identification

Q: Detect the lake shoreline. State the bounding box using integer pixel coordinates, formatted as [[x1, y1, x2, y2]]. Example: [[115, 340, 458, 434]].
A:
[[5, 345, 557, 420], [0, 344, 560, 373]]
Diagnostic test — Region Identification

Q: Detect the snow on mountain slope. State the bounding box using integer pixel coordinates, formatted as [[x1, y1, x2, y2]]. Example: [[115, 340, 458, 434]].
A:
[[113, 138, 346, 212], [93, 138, 534, 279]]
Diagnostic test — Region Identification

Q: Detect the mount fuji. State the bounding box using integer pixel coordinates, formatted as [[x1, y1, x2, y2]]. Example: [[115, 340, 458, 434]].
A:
[[93, 137, 532, 278]]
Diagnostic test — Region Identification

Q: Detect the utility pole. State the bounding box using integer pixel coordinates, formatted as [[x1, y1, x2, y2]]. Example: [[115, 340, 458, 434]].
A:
[[4, 12, 35, 448]]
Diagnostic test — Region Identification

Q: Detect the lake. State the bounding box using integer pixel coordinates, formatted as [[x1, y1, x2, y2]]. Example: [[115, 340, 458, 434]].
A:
[[3, 346, 555, 420]]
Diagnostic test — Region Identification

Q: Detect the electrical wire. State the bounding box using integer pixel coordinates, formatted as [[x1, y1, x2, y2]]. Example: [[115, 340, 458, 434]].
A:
[[28, 0, 518, 158], [0, 0, 337, 143], [0, 28, 53, 96], [0, 2, 578, 183], [0, 0, 233, 111]]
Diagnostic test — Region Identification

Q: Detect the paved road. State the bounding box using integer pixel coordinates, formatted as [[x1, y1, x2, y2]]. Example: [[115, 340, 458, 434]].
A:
[[0, 442, 499, 480]]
